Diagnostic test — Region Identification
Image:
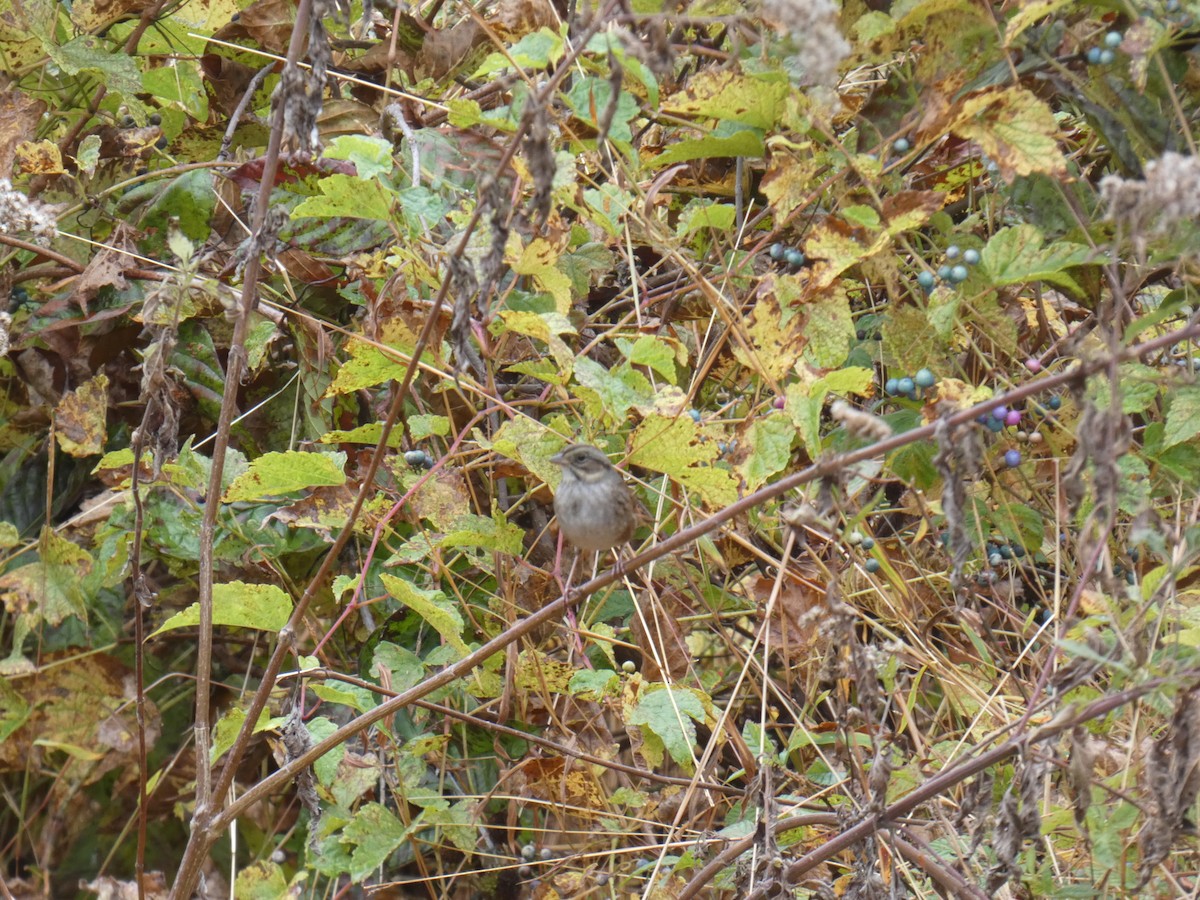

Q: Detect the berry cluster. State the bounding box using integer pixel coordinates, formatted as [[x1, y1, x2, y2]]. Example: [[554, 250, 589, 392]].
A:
[[884, 367, 937, 399], [404, 449, 435, 469], [1085, 30, 1123, 65], [769, 242, 806, 270]]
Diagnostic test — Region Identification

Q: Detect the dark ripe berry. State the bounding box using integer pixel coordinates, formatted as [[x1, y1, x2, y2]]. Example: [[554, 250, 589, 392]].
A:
[[149, 113, 162, 125], [121, 115, 135, 127], [999, 544, 1013, 559], [770, 242, 785, 261], [987, 419, 1004, 433], [856, 330, 866, 340], [1012, 544, 1025, 557], [917, 270, 936, 290], [1126, 570, 1136, 585], [885, 378, 900, 395], [1048, 395, 1062, 410], [963, 248, 980, 265], [865, 559, 881, 573], [892, 137, 911, 153], [897, 376, 915, 395], [950, 264, 969, 283], [1087, 46, 1103, 64], [1104, 30, 1123, 48], [914, 368, 935, 388], [1004, 449, 1022, 467], [155, 136, 168, 149], [522, 845, 536, 860], [785, 248, 805, 267], [945, 245, 960, 259]]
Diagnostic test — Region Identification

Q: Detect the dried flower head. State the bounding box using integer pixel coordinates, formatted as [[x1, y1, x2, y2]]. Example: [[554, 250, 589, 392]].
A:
[[830, 399, 892, 443], [0, 180, 57, 245], [1100, 152, 1200, 234], [761, 0, 849, 88]]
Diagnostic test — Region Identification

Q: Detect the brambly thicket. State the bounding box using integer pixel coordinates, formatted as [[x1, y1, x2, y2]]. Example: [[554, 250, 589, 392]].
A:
[[3, 0, 1200, 896]]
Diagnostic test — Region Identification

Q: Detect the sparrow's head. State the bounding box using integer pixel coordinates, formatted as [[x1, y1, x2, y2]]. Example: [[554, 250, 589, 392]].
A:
[[550, 443, 616, 483]]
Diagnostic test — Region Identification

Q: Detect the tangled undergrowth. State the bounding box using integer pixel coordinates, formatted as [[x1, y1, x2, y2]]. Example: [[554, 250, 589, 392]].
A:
[[3, 0, 1200, 897]]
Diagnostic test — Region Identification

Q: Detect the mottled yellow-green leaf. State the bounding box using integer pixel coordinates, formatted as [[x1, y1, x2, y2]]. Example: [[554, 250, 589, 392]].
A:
[[803, 284, 854, 369], [439, 513, 525, 555], [325, 322, 420, 396], [618, 334, 679, 383], [953, 87, 1066, 180], [761, 151, 819, 219], [662, 69, 788, 129], [0, 528, 92, 627], [515, 649, 575, 693], [629, 414, 738, 507], [627, 686, 708, 771], [574, 357, 653, 425], [732, 275, 808, 381], [509, 237, 572, 311], [1003, 0, 1073, 47], [495, 308, 575, 367], [223, 450, 346, 502], [151, 581, 293, 638], [54, 374, 108, 457]]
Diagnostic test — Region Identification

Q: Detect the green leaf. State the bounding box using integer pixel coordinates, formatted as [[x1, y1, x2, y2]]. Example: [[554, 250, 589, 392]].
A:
[[991, 503, 1044, 551], [139, 169, 216, 245], [292, 174, 394, 220], [322, 135, 395, 179], [650, 126, 764, 167], [1163, 386, 1200, 448], [439, 513, 525, 555], [573, 357, 653, 425], [474, 27, 564, 77], [0, 528, 93, 628], [570, 669, 620, 699], [342, 803, 412, 882], [981, 224, 1091, 291], [48, 35, 141, 95], [628, 687, 707, 770], [379, 574, 468, 657], [618, 335, 678, 383], [151, 581, 293, 638], [222, 451, 346, 501], [738, 414, 795, 491]]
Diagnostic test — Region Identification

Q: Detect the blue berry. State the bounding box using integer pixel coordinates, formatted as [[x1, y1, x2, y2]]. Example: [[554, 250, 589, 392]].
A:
[[999, 544, 1014, 560], [769, 242, 785, 261], [915, 368, 936, 389], [987, 419, 1004, 433], [893, 137, 911, 153], [1104, 30, 1123, 48], [1047, 396, 1062, 410], [991, 404, 1008, 420], [1099, 48, 1116, 64], [689, 409, 701, 423], [950, 264, 969, 283], [1012, 544, 1026, 558], [785, 248, 805, 267], [1004, 449, 1022, 468], [1126, 570, 1136, 585], [917, 270, 936, 290], [945, 245, 961, 260], [962, 248, 980, 265], [865, 559, 881, 574], [989, 552, 1003, 567], [885, 378, 900, 395], [1087, 46, 1103, 64], [897, 377, 915, 395], [861, 536, 875, 550], [938, 265, 952, 281]]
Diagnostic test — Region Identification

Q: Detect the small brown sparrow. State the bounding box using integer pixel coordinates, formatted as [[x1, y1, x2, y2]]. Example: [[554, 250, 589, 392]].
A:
[[549, 443, 639, 553]]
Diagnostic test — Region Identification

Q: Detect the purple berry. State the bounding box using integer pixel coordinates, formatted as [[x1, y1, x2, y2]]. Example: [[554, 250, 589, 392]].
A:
[[1005, 410, 1021, 427], [772, 397, 785, 410], [1025, 358, 1042, 372], [1004, 449, 1021, 468]]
